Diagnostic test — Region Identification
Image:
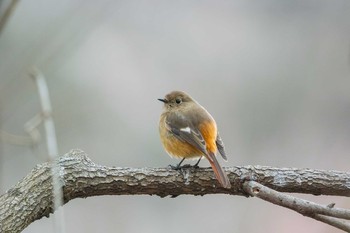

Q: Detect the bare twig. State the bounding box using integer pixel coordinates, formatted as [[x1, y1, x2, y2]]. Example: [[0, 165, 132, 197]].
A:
[[0, 107, 42, 148], [313, 215, 350, 232], [0, 130, 34, 146], [29, 69, 59, 158], [0, 0, 19, 35], [24, 113, 42, 146], [29, 68, 65, 233], [243, 180, 350, 232], [1, 149, 350, 233]]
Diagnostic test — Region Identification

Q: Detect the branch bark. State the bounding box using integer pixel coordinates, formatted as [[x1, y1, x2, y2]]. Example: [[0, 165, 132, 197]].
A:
[[243, 181, 350, 232], [1, 149, 350, 233]]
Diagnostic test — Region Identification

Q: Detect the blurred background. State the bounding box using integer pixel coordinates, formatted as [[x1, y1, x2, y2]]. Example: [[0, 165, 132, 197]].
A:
[[1, 0, 350, 232]]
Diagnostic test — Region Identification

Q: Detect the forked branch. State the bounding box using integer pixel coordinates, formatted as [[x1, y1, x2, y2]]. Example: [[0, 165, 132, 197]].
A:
[[1, 149, 350, 233], [243, 181, 350, 232]]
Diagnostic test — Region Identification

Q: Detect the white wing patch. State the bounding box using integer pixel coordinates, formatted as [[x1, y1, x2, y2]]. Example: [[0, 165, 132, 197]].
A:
[[180, 127, 191, 133]]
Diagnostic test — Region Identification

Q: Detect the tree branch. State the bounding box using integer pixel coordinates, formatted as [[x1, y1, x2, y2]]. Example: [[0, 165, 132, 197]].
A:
[[243, 181, 350, 232], [1, 149, 350, 233]]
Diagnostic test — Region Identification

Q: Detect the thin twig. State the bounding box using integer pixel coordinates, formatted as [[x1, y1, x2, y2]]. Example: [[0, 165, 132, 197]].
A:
[[0, 0, 19, 35], [0, 130, 34, 146], [29, 68, 65, 233], [313, 215, 350, 232], [243, 180, 350, 232], [24, 113, 42, 146]]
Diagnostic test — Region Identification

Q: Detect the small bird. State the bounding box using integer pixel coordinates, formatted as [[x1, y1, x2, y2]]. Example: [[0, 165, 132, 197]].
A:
[[158, 91, 231, 189]]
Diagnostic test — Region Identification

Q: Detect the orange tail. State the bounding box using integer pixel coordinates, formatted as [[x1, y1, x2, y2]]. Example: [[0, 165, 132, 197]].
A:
[[207, 152, 231, 189]]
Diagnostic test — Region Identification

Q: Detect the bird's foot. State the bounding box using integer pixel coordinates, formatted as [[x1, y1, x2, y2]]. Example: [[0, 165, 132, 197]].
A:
[[168, 163, 197, 170]]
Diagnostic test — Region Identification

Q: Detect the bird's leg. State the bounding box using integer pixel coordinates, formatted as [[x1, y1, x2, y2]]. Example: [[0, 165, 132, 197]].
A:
[[168, 157, 186, 170], [193, 156, 202, 168], [169, 157, 203, 170]]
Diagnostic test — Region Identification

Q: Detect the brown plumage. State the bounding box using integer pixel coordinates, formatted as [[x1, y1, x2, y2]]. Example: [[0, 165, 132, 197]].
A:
[[158, 91, 231, 189]]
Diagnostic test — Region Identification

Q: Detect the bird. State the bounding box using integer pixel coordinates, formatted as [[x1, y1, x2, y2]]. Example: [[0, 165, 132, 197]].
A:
[[158, 90, 231, 189]]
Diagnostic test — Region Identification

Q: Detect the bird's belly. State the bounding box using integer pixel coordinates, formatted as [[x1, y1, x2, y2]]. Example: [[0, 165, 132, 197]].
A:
[[161, 133, 202, 159]]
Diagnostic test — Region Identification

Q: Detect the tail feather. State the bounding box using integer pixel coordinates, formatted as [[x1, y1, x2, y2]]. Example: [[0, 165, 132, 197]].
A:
[[207, 152, 231, 189]]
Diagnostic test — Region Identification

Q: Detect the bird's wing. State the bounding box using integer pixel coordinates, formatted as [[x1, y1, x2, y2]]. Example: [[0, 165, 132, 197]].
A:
[[165, 112, 210, 160], [216, 132, 228, 161]]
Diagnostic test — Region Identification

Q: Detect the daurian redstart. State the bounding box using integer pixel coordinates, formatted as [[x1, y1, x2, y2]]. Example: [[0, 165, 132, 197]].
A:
[[158, 91, 231, 189]]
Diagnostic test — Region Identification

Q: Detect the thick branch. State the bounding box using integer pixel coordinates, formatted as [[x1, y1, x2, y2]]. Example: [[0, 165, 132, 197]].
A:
[[1, 149, 350, 233]]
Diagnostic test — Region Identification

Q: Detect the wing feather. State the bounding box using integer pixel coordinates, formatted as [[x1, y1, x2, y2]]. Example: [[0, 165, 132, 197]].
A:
[[165, 113, 211, 160], [216, 132, 228, 161]]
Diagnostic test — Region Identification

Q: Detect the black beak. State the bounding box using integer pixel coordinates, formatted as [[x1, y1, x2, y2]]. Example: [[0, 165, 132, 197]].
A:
[[158, 98, 168, 103]]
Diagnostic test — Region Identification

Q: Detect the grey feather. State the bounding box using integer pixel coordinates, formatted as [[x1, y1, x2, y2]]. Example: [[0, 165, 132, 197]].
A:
[[216, 132, 228, 161], [165, 113, 210, 158]]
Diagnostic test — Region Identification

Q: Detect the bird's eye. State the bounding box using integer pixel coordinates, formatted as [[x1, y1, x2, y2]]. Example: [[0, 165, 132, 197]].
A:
[[175, 98, 182, 104]]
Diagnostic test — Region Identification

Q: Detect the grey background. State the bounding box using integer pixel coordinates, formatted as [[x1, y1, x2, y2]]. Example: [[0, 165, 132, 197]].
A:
[[1, 1, 350, 232]]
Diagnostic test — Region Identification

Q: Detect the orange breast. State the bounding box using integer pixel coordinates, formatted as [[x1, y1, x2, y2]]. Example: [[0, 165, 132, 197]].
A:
[[199, 120, 218, 154], [159, 114, 218, 158]]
